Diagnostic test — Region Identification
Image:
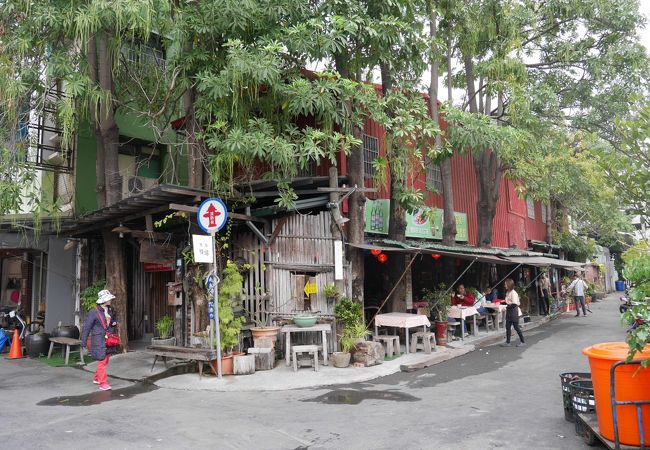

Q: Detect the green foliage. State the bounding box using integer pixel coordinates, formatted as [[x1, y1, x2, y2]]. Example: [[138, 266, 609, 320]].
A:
[[339, 322, 371, 353], [620, 249, 650, 366], [335, 296, 368, 353], [323, 284, 339, 300], [553, 231, 596, 263], [217, 260, 246, 353], [155, 315, 173, 339], [421, 283, 450, 322], [81, 281, 106, 312], [334, 297, 363, 330]]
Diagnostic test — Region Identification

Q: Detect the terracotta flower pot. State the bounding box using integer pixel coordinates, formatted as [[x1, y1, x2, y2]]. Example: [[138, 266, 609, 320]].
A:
[[210, 351, 243, 376], [251, 326, 280, 348]]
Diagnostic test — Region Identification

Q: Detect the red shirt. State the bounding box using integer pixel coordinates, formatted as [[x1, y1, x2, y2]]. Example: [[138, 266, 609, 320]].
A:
[[452, 292, 475, 307]]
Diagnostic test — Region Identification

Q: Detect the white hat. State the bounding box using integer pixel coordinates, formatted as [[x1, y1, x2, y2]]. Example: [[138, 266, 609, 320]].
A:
[[97, 289, 116, 304]]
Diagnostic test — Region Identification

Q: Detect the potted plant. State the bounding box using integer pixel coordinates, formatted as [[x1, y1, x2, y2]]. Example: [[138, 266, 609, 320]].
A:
[[422, 283, 451, 345], [323, 283, 340, 307], [152, 315, 175, 346], [210, 261, 246, 375], [333, 297, 368, 368]]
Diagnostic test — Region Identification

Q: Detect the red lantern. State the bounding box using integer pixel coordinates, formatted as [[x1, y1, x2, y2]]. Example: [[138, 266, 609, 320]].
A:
[[377, 253, 388, 264], [431, 253, 441, 260], [370, 248, 382, 256]]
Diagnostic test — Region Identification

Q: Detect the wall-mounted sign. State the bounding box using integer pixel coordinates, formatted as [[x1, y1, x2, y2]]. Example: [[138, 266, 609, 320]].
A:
[[143, 263, 175, 272], [303, 282, 318, 296], [140, 241, 176, 265], [364, 199, 468, 242]]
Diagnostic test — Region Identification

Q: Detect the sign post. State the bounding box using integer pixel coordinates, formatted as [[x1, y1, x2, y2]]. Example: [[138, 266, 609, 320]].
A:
[[197, 198, 228, 379]]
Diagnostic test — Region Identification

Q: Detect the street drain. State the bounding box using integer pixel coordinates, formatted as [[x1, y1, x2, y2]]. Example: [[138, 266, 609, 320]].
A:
[[304, 389, 420, 405], [38, 382, 158, 407]]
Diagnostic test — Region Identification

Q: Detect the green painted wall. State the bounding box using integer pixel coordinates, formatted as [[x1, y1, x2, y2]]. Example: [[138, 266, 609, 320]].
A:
[[74, 113, 188, 215]]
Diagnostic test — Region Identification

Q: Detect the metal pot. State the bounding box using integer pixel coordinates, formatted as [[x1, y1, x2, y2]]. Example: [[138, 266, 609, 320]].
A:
[[51, 325, 80, 339]]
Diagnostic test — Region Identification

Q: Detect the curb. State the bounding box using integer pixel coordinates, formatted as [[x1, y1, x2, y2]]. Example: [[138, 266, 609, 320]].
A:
[[399, 314, 555, 373]]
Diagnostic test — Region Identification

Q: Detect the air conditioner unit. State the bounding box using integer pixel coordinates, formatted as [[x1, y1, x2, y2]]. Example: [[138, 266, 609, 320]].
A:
[[122, 176, 158, 199]]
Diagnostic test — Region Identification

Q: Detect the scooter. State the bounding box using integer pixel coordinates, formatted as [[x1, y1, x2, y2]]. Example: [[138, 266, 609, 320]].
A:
[[0, 305, 27, 340]]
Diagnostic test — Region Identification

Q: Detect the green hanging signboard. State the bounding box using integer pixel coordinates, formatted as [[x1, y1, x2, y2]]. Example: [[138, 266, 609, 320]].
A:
[[364, 199, 468, 242]]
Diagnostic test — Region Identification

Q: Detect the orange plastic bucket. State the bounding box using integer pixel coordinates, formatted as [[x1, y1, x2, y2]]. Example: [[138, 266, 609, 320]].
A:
[[582, 342, 650, 446]]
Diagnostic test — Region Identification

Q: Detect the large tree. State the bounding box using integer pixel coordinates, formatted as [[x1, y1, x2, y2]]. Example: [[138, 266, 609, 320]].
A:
[[445, 0, 648, 247], [0, 0, 176, 347]]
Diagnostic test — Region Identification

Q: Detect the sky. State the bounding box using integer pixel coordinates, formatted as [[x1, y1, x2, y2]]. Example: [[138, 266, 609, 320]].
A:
[[639, 2, 650, 49]]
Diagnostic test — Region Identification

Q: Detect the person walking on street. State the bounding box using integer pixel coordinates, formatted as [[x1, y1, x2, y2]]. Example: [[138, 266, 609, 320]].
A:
[[500, 278, 525, 347], [81, 289, 119, 391], [567, 273, 588, 317], [539, 272, 551, 316]]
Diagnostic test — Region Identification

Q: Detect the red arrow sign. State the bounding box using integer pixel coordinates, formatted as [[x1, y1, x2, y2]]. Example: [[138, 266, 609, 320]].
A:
[[203, 203, 222, 228]]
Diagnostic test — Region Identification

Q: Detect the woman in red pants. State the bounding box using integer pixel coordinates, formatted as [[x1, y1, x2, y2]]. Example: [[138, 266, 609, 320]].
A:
[[81, 290, 118, 390]]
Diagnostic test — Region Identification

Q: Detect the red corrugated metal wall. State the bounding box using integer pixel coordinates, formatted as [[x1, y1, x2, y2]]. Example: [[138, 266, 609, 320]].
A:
[[342, 117, 549, 249]]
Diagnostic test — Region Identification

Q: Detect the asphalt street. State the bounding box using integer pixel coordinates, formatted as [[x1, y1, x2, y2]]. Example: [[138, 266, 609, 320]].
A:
[[0, 294, 627, 450]]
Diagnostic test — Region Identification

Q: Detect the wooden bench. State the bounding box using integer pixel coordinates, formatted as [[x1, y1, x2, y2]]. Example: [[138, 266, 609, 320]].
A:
[[48, 337, 85, 366], [145, 345, 219, 379]]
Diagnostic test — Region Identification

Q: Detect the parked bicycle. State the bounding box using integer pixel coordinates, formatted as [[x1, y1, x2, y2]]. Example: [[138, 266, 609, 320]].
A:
[[0, 305, 27, 340]]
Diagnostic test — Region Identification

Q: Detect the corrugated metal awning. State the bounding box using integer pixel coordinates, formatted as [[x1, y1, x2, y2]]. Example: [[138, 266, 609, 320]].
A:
[[503, 256, 585, 269], [347, 241, 511, 265]]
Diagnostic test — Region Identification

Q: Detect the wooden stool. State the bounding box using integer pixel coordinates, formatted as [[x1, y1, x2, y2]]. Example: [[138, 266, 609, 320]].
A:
[[292, 344, 319, 372], [47, 337, 85, 365], [410, 331, 436, 354], [478, 314, 495, 332], [374, 335, 400, 357]]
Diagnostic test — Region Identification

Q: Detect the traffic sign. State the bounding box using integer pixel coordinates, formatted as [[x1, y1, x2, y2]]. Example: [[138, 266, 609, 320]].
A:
[[197, 198, 228, 234]]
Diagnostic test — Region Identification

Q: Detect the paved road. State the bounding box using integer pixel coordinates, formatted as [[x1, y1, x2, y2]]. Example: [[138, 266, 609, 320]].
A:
[[0, 295, 626, 449]]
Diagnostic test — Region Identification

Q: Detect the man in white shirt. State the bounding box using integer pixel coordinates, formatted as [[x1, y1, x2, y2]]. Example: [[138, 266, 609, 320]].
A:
[[567, 273, 588, 317]]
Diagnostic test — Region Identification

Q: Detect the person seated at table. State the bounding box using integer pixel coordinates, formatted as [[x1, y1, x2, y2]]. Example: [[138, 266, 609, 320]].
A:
[[483, 286, 497, 303], [451, 284, 475, 307], [473, 286, 490, 316]]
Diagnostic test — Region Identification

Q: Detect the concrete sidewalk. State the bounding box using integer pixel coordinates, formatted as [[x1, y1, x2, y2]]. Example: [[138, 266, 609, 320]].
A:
[[82, 312, 554, 391]]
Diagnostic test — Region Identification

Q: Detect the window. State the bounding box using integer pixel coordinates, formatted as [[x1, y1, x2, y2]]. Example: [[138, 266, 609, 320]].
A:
[[526, 198, 535, 219], [425, 158, 442, 192], [541, 204, 547, 224], [363, 134, 379, 178]]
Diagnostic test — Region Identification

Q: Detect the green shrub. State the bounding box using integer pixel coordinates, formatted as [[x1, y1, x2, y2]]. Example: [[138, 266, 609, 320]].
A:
[[334, 297, 362, 329], [81, 281, 106, 311], [155, 315, 173, 339]]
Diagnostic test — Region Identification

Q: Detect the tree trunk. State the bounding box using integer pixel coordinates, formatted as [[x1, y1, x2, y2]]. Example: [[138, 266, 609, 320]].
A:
[[183, 85, 205, 189], [102, 230, 128, 349], [428, 3, 456, 246], [381, 63, 406, 312], [87, 35, 106, 209], [474, 150, 502, 247], [546, 203, 554, 245], [335, 57, 364, 304], [96, 31, 129, 349], [347, 125, 365, 304]]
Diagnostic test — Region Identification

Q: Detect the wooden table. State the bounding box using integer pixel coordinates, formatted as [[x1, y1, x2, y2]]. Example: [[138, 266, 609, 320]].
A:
[[48, 337, 85, 365], [483, 303, 507, 329], [145, 345, 219, 378], [280, 324, 332, 367], [447, 306, 478, 341], [374, 313, 431, 354]]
